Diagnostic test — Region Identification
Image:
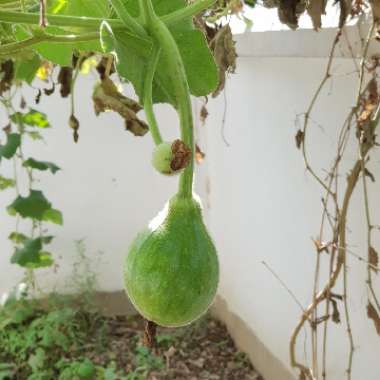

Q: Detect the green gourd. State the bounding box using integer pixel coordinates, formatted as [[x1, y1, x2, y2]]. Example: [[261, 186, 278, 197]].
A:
[[124, 195, 219, 327], [123, 0, 219, 327]]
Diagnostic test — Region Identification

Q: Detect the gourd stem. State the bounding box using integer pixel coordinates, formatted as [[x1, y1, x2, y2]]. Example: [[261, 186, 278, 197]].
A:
[[144, 44, 163, 146], [139, 0, 194, 199]]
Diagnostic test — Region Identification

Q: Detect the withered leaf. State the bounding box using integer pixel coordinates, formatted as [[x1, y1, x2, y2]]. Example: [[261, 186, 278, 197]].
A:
[[44, 83, 55, 96], [307, 0, 326, 30], [0, 60, 14, 95], [210, 25, 237, 98], [92, 77, 148, 137], [57, 67, 73, 98], [367, 302, 380, 335], [200, 104, 209, 124], [331, 298, 341, 324], [35, 89, 42, 104], [171, 140, 192, 171], [369, 246, 379, 273], [278, 0, 307, 29], [69, 114, 79, 143], [295, 129, 304, 149]]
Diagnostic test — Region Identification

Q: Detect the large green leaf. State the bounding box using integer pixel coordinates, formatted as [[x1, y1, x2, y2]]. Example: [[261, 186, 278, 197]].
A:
[[101, 0, 218, 105], [23, 158, 61, 174], [0, 133, 21, 161], [11, 237, 54, 267], [8, 190, 51, 220]]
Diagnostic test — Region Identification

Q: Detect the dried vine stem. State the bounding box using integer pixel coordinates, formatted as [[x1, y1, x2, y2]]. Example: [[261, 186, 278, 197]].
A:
[[290, 18, 378, 380]]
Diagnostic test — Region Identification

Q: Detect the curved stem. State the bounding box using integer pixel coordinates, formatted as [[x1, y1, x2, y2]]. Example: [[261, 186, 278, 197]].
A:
[[144, 44, 163, 145], [162, 0, 216, 26], [109, 0, 146, 37], [139, 0, 194, 199], [0, 31, 99, 56]]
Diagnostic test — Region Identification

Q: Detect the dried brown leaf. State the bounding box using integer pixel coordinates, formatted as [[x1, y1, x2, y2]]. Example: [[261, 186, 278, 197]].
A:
[[278, 0, 307, 29], [210, 25, 237, 98], [369, 246, 379, 273], [295, 129, 304, 149], [307, 0, 326, 30], [364, 168, 376, 182], [57, 67, 73, 98], [331, 299, 341, 324], [367, 302, 380, 335], [92, 77, 148, 137], [200, 104, 209, 124]]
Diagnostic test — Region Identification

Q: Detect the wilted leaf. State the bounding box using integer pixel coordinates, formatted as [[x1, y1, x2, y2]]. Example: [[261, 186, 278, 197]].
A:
[[210, 25, 237, 98], [0, 60, 14, 95], [367, 302, 380, 335], [364, 168, 376, 182], [69, 115, 80, 143], [369, 246, 379, 273], [307, 0, 326, 30], [23, 158, 61, 174], [278, 0, 306, 29], [57, 67, 73, 98], [331, 298, 341, 324], [295, 130, 304, 149], [0, 133, 21, 161], [92, 77, 148, 137], [0, 175, 15, 190], [8, 190, 52, 220], [200, 104, 209, 124]]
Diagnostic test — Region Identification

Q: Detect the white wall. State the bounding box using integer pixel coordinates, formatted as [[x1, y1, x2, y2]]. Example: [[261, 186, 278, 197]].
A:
[[200, 28, 380, 380], [1, 25, 379, 380]]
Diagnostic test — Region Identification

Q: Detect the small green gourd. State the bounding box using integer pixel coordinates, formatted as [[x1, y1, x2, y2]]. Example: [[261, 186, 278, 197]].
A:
[[124, 195, 219, 327]]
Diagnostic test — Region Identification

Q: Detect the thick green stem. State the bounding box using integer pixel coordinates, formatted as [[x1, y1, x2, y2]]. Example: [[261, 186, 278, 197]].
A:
[[144, 44, 163, 145], [139, 0, 194, 199], [0, 31, 99, 56]]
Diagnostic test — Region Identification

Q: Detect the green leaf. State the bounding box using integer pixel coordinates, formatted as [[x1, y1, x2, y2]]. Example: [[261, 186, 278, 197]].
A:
[[11, 237, 54, 267], [23, 158, 61, 174], [101, 0, 218, 105], [43, 208, 63, 225], [14, 53, 41, 84], [8, 232, 28, 244], [0, 175, 15, 190], [0, 133, 21, 160], [8, 190, 52, 220], [11, 109, 50, 128]]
